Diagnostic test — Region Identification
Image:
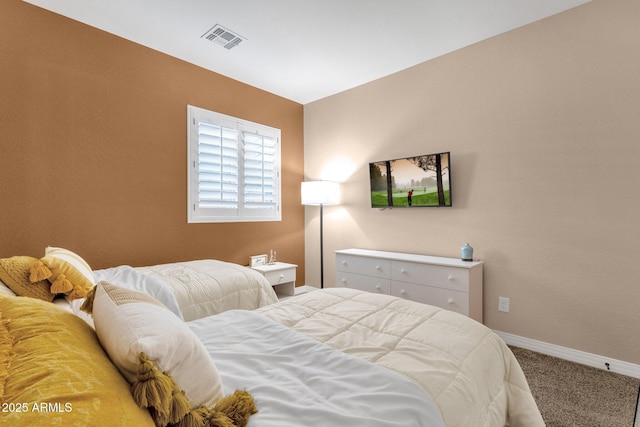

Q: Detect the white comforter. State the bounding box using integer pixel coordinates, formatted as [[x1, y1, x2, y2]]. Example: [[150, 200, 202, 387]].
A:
[[93, 265, 183, 318], [64, 265, 187, 328], [134, 259, 278, 321], [256, 288, 545, 427], [189, 309, 446, 427]]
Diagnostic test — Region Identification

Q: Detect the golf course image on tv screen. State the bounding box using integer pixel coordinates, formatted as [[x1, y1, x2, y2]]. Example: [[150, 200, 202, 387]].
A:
[[369, 152, 451, 208]]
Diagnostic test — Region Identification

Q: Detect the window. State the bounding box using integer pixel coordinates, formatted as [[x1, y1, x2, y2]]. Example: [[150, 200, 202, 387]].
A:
[[187, 105, 281, 223]]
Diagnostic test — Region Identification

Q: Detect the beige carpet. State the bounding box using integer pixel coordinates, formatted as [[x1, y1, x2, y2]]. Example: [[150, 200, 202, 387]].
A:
[[511, 346, 639, 427]]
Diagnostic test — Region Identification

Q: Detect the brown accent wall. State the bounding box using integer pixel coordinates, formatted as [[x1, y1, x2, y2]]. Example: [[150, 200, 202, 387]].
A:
[[0, 0, 305, 278]]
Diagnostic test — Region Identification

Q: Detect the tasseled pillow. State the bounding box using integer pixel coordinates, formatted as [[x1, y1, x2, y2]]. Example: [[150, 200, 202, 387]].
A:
[[132, 353, 257, 427]]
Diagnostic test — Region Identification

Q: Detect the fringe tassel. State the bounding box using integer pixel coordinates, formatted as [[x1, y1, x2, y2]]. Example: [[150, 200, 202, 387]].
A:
[[174, 406, 210, 427], [206, 410, 236, 427], [29, 261, 52, 282], [50, 274, 73, 294], [67, 282, 92, 301], [132, 353, 173, 414], [79, 286, 96, 314], [212, 390, 257, 427], [148, 406, 171, 427], [168, 382, 191, 424], [130, 353, 258, 427]]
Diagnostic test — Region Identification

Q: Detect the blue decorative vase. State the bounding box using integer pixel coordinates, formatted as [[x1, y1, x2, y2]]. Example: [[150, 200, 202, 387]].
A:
[[461, 243, 473, 261]]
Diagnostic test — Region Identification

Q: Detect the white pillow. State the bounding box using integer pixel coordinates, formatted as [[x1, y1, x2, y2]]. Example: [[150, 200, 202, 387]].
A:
[[91, 281, 223, 408]]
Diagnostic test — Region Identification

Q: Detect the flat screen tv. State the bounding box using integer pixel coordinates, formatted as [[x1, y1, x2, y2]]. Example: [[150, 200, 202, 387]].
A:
[[369, 152, 451, 208]]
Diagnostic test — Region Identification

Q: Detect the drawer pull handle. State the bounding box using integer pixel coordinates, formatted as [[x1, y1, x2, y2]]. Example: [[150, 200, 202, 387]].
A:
[[375, 265, 381, 270], [375, 285, 381, 290], [400, 268, 406, 273], [448, 275, 454, 281], [400, 289, 406, 295], [342, 261, 346, 265], [448, 298, 454, 304], [341, 278, 346, 283]]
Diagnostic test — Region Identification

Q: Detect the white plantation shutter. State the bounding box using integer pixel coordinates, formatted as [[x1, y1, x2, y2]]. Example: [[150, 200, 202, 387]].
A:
[[188, 105, 281, 223], [197, 123, 239, 209]]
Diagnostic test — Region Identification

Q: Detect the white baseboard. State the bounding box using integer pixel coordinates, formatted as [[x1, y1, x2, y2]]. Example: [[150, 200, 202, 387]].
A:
[[495, 331, 640, 379]]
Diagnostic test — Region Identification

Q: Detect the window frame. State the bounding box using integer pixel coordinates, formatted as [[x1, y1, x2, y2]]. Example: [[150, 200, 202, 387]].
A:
[[187, 105, 282, 223]]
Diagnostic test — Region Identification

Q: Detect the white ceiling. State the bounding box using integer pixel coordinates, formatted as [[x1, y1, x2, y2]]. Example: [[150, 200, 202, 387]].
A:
[[24, 0, 590, 105]]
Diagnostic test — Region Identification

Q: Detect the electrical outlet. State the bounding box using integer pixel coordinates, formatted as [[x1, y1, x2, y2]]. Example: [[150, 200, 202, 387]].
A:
[[498, 297, 510, 313]]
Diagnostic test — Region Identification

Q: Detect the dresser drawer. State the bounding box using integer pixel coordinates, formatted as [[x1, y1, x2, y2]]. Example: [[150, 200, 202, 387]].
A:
[[335, 249, 483, 323], [336, 254, 390, 279], [264, 267, 296, 285], [391, 261, 469, 292], [391, 281, 469, 316], [337, 272, 390, 294]]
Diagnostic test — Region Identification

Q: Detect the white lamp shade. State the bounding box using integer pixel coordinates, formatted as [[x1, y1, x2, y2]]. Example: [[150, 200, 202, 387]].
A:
[[301, 181, 340, 205]]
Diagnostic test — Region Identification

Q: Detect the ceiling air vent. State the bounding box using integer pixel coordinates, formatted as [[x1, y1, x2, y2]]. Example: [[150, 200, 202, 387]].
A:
[[201, 24, 245, 50]]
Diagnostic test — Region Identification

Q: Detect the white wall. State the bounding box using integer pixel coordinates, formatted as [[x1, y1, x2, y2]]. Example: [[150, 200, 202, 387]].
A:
[[303, 0, 640, 364]]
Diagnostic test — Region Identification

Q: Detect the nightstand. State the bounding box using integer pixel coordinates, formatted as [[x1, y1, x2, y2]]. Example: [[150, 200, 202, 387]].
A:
[[250, 262, 297, 299]]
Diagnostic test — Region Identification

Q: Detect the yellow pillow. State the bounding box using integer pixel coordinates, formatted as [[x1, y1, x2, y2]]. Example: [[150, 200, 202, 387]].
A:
[[0, 295, 154, 426], [0, 256, 53, 301], [30, 247, 95, 300]]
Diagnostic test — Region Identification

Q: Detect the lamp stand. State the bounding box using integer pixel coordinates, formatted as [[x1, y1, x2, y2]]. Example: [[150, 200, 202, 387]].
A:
[[319, 203, 324, 289], [301, 180, 339, 289], [320, 203, 324, 289]]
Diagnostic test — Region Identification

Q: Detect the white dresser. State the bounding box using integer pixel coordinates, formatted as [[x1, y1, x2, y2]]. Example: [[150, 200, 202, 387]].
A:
[[335, 248, 483, 323]]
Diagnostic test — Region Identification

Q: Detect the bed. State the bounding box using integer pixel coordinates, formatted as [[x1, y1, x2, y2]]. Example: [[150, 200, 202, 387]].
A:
[[54, 258, 279, 328], [0, 287, 544, 426], [96, 259, 279, 321], [0, 250, 544, 426], [255, 288, 545, 426], [0, 248, 278, 323]]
